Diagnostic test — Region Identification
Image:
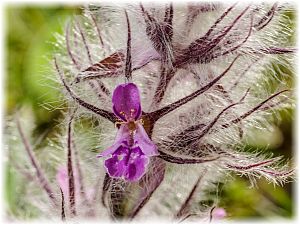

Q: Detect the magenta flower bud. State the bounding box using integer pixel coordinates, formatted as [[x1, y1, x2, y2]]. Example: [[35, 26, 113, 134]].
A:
[[211, 207, 227, 221]]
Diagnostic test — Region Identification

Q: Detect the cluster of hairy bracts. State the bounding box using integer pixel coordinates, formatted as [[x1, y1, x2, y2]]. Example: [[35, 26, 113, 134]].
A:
[[7, 2, 295, 222]]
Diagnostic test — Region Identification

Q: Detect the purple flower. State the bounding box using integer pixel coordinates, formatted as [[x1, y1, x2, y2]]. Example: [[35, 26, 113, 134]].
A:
[[98, 83, 158, 181], [211, 207, 227, 221]]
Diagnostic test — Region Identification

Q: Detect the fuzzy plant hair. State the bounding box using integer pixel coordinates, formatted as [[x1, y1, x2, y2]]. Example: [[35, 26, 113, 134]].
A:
[[7, 1, 296, 222]]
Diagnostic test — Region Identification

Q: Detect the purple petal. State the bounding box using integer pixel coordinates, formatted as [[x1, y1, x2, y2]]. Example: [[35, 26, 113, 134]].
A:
[[56, 166, 68, 195], [56, 166, 80, 198], [212, 208, 227, 220], [103, 145, 149, 182], [105, 156, 127, 177], [134, 123, 158, 156], [104, 146, 129, 178], [97, 124, 130, 157], [125, 147, 149, 181], [112, 83, 142, 121]]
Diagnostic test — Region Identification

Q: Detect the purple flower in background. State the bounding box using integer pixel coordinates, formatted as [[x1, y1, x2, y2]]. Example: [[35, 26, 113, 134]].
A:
[[211, 207, 227, 221], [56, 166, 70, 195], [98, 83, 158, 181], [56, 166, 95, 201]]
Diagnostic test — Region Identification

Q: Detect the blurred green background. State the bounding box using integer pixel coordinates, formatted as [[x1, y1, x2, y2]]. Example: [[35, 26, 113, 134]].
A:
[[4, 5, 295, 220], [6, 5, 82, 133]]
